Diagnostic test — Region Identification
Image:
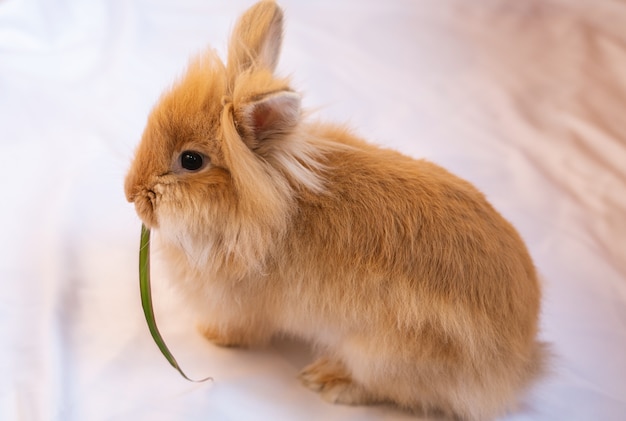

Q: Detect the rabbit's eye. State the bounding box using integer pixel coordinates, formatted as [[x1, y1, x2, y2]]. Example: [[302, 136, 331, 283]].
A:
[[180, 151, 205, 171]]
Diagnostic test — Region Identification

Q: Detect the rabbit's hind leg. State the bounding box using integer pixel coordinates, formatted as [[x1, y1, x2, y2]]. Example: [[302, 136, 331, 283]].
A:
[[298, 357, 376, 406]]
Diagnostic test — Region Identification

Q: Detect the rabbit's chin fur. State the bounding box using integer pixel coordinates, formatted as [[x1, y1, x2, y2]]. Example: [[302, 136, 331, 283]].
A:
[[125, 2, 548, 420]]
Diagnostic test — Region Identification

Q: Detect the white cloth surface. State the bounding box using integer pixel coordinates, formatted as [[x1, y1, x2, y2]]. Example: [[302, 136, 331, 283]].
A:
[[1, 0, 625, 420]]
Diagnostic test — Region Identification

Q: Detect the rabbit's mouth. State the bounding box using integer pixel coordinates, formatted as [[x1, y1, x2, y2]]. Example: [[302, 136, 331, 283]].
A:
[[130, 188, 159, 228]]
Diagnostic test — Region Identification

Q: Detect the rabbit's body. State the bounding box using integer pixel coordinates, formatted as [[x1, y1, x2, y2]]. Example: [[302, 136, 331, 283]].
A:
[[125, 2, 546, 420]]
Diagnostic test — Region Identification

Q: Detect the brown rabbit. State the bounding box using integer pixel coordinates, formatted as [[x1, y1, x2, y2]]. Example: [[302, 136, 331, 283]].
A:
[[125, 1, 547, 420]]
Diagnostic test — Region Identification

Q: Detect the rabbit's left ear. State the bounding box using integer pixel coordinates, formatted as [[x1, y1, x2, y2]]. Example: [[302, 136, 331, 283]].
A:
[[238, 90, 300, 144], [227, 1, 284, 75]]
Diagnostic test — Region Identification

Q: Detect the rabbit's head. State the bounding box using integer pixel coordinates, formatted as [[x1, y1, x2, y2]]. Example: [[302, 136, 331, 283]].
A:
[[125, 1, 322, 276]]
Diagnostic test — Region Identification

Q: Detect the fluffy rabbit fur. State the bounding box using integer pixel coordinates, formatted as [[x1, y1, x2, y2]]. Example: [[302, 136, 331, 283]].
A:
[[125, 1, 547, 420]]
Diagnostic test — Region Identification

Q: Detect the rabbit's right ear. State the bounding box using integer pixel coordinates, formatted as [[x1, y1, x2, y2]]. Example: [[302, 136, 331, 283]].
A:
[[239, 90, 300, 145], [227, 1, 284, 77]]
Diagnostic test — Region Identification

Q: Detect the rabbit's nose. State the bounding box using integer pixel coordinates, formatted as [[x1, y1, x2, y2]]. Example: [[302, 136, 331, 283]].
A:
[[125, 186, 135, 203], [124, 184, 135, 203], [124, 173, 139, 203]]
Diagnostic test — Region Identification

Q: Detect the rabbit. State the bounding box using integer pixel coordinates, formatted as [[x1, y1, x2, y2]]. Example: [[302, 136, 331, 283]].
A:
[[124, 1, 547, 420]]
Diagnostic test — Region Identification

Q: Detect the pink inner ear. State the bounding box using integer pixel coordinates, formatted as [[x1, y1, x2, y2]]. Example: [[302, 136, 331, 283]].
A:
[[252, 103, 272, 133], [245, 91, 301, 140]]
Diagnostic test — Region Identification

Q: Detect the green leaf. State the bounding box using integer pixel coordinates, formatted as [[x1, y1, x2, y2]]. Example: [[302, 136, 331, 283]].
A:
[[139, 224, 212, 382]]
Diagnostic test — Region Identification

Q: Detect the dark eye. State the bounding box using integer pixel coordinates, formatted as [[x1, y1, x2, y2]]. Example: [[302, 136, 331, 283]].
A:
[[180, 150, 205, 171]]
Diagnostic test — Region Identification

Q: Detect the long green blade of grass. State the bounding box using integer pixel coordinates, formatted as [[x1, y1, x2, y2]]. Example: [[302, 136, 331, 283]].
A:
[[139, 224, 212, 382]]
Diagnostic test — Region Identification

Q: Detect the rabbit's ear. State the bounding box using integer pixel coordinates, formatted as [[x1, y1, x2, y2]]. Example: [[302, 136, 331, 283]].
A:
[[227, 1, 284, 76], [238, 90, 300, 144]]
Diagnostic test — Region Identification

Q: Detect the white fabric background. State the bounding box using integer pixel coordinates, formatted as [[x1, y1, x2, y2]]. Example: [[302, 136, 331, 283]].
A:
[[1, 0, 625, 420]]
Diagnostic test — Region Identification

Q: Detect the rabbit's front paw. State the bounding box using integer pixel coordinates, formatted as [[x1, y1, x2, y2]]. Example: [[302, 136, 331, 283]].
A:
[[198, 324, 250, 348]]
